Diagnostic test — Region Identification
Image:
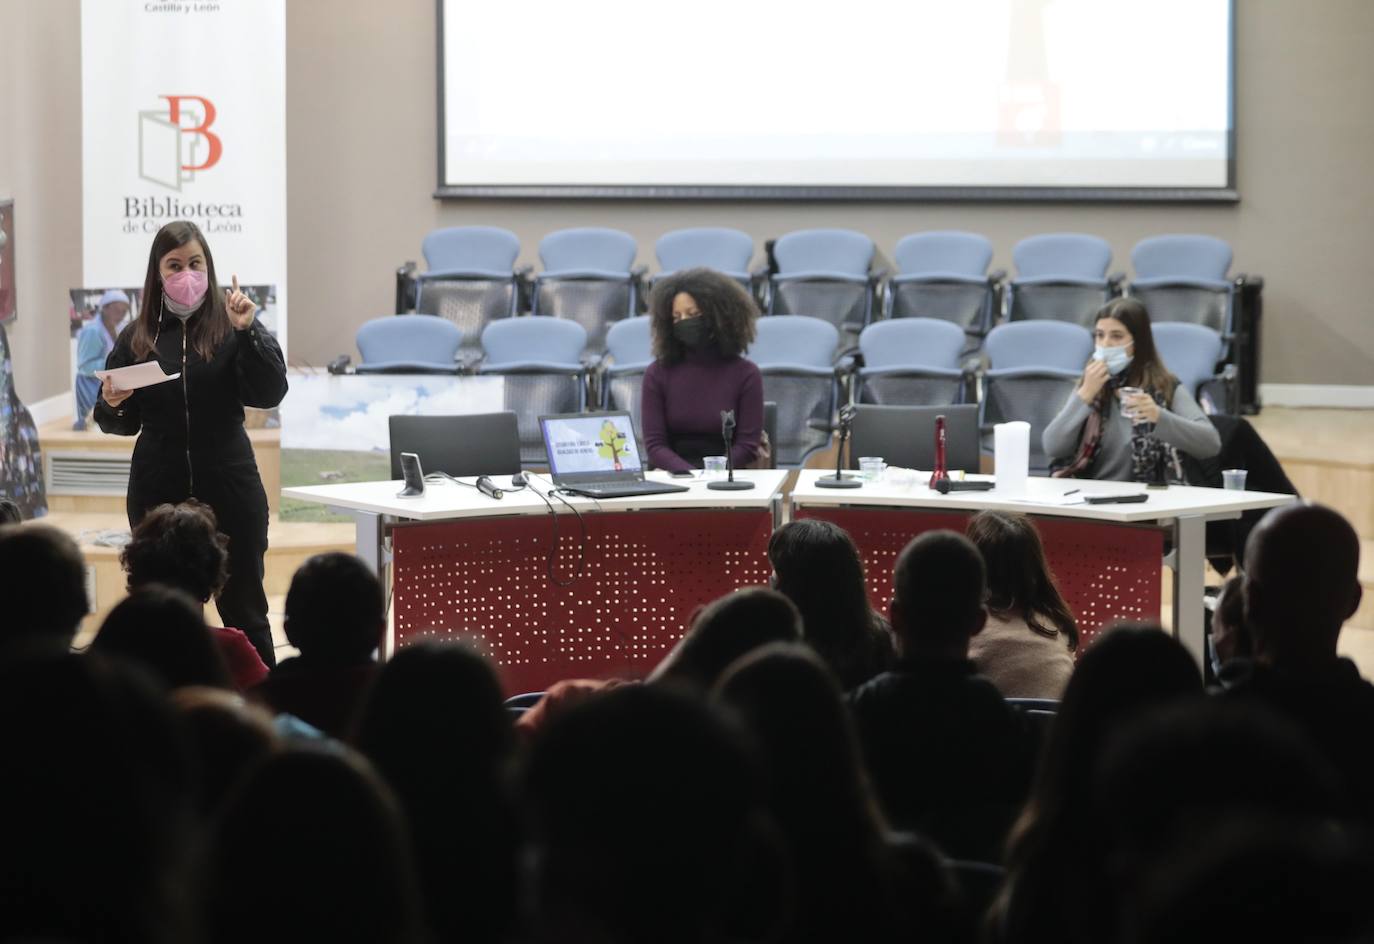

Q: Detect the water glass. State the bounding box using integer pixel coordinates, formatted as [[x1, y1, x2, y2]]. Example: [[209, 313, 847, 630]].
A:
[[703, 455, 727, 479], [1222, 468, 1248, 491], [1117, 386, 1145, 422], [858, 456, 886, 481]]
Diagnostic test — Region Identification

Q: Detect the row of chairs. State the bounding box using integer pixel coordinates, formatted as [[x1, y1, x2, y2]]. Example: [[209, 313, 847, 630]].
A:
[[347, 311, 1228, 471], [392, 225, 1263, 408]]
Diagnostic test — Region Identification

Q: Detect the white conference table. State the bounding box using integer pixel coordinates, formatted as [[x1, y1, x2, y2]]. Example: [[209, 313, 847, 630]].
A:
[[283, 470, 789, 691], [790, 470, 1296, 663]]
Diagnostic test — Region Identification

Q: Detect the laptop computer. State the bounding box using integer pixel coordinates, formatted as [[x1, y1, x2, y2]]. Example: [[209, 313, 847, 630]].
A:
[[539, 411, 690, 499]]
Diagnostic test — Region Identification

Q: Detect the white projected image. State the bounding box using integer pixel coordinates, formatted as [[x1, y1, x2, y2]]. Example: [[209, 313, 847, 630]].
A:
[[441, 0, 1231, 192]]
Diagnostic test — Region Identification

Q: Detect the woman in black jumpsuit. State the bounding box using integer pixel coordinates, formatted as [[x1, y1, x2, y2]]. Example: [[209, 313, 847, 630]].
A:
[[96, 220, 287, 666]]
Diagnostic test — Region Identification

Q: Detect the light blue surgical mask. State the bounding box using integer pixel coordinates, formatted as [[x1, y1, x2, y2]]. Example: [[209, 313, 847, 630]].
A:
[[1095, 345, 1133, 376]]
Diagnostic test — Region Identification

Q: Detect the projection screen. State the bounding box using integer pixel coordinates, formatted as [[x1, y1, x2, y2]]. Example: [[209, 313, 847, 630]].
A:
[[437, 0, 1234, 201]]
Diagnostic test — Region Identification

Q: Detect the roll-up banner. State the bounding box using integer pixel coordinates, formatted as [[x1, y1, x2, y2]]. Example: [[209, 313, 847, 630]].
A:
[[80, 0, 286, 359]]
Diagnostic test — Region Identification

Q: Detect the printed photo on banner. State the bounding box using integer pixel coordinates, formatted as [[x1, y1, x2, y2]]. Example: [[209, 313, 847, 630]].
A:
[[0, 200, 15, 323]]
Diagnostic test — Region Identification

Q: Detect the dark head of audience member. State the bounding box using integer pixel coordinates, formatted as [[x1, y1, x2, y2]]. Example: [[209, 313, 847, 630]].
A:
[[1093, 699, 1346, 886], [90, 584, 232, 691], [648, 266, 759, 364], [204, 746, 425, 944], [1117, 820, 1374, 944], [121, 499, 229, 602], [767, 519, 895, 689], [716, 644, 958, 944], [171, 686, 280, 817], [252, 552, 385, 737], [967, 511, 1078, 650], [0, 651, 195, 944], [354, 642, 518, 944], [522, 685, 783, 944], [0, 523, 89, 653], [649, 586, 803, 692], [118, 500, 268, 689], [889, 529, 987, 661], [1209, 574, 1251, 684], [1243, 501, 1362, 671], [0, 497, 21, 524], [848, 531, 1035, 862], [992, 623, 1202, 944], [283, 551, 385, 664]]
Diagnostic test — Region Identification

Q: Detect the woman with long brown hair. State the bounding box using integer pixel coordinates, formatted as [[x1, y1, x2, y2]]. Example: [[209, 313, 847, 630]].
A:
[[1043, 297, 1219, 481], [95, 220, 287, 666], [966, 511, 1076, 699]]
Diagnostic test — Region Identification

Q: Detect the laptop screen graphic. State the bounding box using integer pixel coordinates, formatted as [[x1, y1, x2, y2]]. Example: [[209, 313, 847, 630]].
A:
[[543, 413, 643, 478]]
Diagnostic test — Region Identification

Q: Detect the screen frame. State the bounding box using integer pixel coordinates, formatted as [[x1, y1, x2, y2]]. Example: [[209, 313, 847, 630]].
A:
[[434, 0, 1237, 204]]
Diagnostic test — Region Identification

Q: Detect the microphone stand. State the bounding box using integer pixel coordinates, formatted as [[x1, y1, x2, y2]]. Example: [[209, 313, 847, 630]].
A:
[[815, 405, 862, 489], [707, 410, 754, 491]]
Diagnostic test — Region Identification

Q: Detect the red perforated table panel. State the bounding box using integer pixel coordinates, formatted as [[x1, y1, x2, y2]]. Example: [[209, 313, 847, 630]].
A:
[[390, 509, 775, 693], [793, 508, 1163, 651]]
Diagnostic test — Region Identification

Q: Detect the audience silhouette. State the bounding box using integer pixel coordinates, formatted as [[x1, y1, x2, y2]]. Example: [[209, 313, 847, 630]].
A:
[[91, 583, 234, 690], [0, 523, 88, 654]]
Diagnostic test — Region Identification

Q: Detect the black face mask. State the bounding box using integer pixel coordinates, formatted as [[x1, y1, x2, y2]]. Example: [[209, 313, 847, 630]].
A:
[[672, 316, 709, 349]]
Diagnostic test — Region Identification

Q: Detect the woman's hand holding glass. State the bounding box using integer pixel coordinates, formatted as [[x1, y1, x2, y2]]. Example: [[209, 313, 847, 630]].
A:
[[1121, 390, 1160, 425]]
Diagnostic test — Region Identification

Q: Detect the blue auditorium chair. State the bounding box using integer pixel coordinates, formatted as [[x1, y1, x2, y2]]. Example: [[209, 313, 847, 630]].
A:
[[747, 315, 842, 467], [477, 318, 588, 466], [654, 228, 755, 288], [884, 231, 1002, 351], [1005, 233, 1121, 328], [1153, 321, 1234, 414], [354, 315, 463, 375], [981, 321, 1093, 471], [532, 228, 646, 356], [854, 318, 968, 406], [765, 229, 880, 342], [396, 226, 528, 362], [599, 316, 654, 436]]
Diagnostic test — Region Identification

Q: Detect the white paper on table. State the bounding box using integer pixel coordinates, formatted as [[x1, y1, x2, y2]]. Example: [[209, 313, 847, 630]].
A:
[[94, 361, 181, 391]]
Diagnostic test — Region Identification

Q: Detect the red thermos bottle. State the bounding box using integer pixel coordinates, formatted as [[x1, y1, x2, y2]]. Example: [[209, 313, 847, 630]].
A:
[[928, 414, 949, 489]]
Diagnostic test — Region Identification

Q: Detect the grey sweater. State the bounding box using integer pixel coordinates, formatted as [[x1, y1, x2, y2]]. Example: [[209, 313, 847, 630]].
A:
[[1042, 383, 1221, 481]]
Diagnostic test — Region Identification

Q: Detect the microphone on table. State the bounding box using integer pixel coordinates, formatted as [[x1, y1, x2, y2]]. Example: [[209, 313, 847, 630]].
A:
[[815, 404, 862, 489], [475, 475, 504, 500], [707, 410, 754, 491]]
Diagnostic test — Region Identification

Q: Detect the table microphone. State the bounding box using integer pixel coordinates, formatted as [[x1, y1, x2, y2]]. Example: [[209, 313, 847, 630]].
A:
[[707, 410, 754, 491], [815, 405, 861, 489], [475, 475, 504, 500]]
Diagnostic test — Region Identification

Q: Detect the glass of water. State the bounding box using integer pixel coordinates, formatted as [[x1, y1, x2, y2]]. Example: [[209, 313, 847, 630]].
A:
[[703, 455, 727, 479]]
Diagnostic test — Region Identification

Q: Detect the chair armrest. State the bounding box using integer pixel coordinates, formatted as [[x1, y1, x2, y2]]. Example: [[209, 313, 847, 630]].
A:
[[327, 354, 353, 375], [478, 362, 587, 375], [988, 268, 1007, 285], [1108, 271, 1127, 294], [1235, 273, 1264, 290], [395, 262, 418, 313]]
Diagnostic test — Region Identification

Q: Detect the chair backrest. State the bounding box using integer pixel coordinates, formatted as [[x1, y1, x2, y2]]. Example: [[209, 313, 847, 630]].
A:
[[748, 316, 840, 368], [604, 316, 654, 365], [762, 401, 778, 469], [1152, 322, 1224, 397], [481, 317, 586, 366], [893, 231, 993, 277], [773, 228, 874, 275], [356, 315, 462, 367], [985, 322, 1093, 372], [539, 227, 637, 273], [421, 226, 520, 273], [1131, 235, 1232, 281], [848, 404, 980, 473], [655, 228, 754, 275], [859, 319, 966, 370], [388, 412, 522, 479], [1013, 233, 1112, 279]]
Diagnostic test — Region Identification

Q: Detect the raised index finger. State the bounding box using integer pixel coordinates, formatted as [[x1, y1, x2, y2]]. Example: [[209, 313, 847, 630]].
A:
[[232, 275, 240, 294]]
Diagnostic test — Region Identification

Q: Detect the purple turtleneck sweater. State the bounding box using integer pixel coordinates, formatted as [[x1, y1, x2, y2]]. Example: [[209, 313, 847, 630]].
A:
[[641, 348, 764, 472]]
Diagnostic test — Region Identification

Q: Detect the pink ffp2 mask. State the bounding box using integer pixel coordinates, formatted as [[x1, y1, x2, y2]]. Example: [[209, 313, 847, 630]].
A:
[[163, 270, 209, 310]]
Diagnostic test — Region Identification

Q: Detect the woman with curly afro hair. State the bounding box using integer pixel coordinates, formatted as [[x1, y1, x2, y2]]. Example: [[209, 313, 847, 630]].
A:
[[641, 268, 764, 471]]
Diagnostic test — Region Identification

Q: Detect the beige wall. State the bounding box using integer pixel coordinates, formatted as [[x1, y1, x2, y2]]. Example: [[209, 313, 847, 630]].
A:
[[4, 0, 1372, 405], [0, 0, 83, 405], [288, 0, 1374, 387]]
